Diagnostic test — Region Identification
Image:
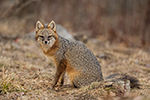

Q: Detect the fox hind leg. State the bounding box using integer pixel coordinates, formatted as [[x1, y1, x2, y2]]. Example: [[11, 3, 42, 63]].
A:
[[70, 81, 78, 88]]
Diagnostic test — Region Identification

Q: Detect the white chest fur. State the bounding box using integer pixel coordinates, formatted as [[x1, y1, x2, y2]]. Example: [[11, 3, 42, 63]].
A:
[[45, 55, 55, 63]]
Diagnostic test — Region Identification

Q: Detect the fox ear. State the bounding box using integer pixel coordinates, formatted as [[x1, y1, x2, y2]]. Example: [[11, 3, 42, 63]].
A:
[[36, 21, 44, 33], [47, 21, 56, 32]]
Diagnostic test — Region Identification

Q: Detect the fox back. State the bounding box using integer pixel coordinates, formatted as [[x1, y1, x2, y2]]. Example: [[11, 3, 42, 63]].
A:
[[35, 21, 103, 88]]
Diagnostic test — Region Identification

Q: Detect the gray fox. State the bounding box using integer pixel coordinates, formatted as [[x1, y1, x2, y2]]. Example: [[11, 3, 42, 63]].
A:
[[35, 21, 140, 89]]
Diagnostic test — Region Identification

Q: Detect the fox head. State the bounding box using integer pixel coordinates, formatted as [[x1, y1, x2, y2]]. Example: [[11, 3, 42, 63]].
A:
[[35, 21, 58, 52]]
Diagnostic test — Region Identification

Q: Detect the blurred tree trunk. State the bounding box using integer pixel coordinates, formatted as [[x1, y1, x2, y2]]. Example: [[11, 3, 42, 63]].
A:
[[141, 0, 150, 46], [1, 0, 37, 19], [120, 0, 127, 34]]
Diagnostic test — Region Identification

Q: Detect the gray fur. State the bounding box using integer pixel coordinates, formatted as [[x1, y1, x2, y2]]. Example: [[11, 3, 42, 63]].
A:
[[54, 35, 103, 87], [36, 20, 139, 89]]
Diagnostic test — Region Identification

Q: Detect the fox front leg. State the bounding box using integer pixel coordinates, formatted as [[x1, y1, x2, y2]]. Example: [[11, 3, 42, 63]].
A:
[[52, 64, 66, 88], [57, 71, 65, 87]]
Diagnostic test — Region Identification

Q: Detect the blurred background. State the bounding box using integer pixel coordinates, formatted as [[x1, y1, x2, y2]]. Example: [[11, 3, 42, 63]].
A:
[[1, 1, 150, 99], [0, 0, 150, 49]]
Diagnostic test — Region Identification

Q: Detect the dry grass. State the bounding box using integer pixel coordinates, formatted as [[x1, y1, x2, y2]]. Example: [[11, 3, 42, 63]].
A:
[[0, 1, 150, 99], [0, 35, 150, 100]]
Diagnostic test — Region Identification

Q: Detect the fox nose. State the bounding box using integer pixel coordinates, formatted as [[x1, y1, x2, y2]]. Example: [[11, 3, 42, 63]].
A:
[[45, 41, 48, 44]]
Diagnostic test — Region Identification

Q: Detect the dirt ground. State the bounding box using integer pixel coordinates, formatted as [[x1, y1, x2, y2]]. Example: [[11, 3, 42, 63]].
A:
[[0, 32, 150, 100]]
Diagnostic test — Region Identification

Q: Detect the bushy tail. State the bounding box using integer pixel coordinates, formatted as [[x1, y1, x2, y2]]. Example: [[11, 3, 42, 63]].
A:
[[105, 74, 140, 88]]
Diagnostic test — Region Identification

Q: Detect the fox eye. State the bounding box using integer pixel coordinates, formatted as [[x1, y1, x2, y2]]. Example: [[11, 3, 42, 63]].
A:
[[39, 36, 44, 38], [48, 36, 52, 38]]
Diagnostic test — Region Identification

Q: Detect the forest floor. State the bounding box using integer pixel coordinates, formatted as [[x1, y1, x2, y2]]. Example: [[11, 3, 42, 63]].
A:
[[0, 32, 150, 100]]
